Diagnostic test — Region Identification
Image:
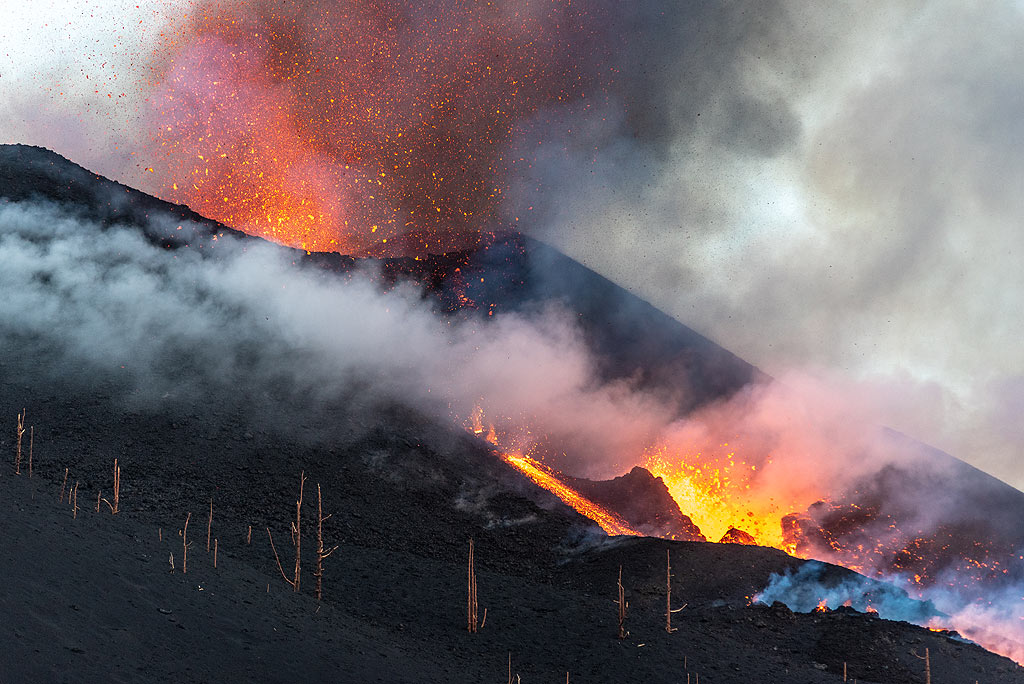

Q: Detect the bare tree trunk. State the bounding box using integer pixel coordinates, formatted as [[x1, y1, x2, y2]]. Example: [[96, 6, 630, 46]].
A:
[[15, 409, 25, 475], [207, 498, 213, 552], [183, 512, 192, 574], [467, 539, 478, 632], [314, 483, 337, 601], [292, 472, 306, 592], [617, 565, 627, 639]]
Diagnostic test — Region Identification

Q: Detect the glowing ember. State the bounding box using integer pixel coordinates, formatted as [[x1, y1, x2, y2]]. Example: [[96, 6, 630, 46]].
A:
[[147, 0, 595, 255]]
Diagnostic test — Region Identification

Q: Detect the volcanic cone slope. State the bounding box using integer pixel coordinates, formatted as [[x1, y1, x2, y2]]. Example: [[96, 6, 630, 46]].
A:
[[0, 144, 1022, 682]]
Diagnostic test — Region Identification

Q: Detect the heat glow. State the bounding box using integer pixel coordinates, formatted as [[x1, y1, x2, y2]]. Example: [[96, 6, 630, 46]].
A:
[[500, 452, 641, 537], [469, 406, 639, 536], [643, 445, 800, 550], [147, 0, 595, 255]]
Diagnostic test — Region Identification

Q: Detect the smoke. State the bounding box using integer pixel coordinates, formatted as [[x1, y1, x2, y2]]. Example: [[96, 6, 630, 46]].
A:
[[510, 0, 1024, 490], [756, 560, 1024, 664], [0, 195, 674, 469], [0, 188, 946, 503], [935, 579, 1024, 667]]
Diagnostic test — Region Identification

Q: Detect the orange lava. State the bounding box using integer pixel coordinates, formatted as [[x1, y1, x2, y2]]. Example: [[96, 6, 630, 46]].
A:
[[499, 452, 641, 537], [467, 405, 638, 536], [147, 0, 592, 255], [643, 445, 799, 551]]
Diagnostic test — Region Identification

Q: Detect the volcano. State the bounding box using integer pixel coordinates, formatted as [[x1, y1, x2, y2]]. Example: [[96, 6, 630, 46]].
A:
[[2, 143, 1023, 682]]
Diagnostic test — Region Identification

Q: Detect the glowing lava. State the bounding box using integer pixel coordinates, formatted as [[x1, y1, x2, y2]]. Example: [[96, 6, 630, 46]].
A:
[[147, 0, 595, 255], [467, 405, 639, 536], [644, 444, 799, 551], [499, 452, 641, 537]]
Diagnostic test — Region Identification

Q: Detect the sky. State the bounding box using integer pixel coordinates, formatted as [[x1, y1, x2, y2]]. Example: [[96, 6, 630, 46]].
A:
[[2, 0, 1023, 488]]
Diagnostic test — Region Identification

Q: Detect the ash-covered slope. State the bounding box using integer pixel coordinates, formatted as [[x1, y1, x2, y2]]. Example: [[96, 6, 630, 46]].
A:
[[427, 233, 766, 413], [1, 144, 1024, 680], [0, 143, 248, 251], [0, 143, 760, 415], [5, 143, 1024, 588]]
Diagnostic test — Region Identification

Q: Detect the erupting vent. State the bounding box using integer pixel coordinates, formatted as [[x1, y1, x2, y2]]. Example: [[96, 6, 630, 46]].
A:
[[149, 0, 596, 255]]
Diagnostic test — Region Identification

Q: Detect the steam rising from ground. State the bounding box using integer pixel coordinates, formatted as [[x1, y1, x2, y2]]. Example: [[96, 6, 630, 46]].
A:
[[756, 561, 943, 626], [3, 191, 1024, 660], [0, 195, 930, 492], [757, 562, 1024, 664], [0, 197, 672, 467]]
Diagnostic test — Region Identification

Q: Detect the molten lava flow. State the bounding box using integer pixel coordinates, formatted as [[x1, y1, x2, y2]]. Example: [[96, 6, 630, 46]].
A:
[[644, 445, 800, 551], [465, 406, 639, 536], [499, 452, 641, 537], [147, 0, 596, 255]]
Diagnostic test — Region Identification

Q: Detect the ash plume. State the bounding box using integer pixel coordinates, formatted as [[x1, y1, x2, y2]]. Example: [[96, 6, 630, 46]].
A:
[[144, 0, 595, 254]]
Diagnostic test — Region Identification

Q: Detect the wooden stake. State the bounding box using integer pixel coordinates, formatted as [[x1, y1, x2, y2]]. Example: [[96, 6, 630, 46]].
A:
[[247, 525, 252, 545], [112, 458, 120, 514], [214, 538, 218, 569], [467, 539, 478, 632], [28, 426, 33, 478], [72, 481, 78, 519], [159, 527, 162, 542], [666, 550, 686, 633], [96, 491, 101, 513]]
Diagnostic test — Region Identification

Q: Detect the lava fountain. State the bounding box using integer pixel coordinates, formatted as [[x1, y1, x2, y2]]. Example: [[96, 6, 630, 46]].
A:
[[147, 0, 599, 255]]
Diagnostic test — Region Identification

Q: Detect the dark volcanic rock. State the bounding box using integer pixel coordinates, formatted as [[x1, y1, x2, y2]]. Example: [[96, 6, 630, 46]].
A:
[[566, 466, 706, 541], [719, 527, 757, 545], [0, 144, 247, 250]]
